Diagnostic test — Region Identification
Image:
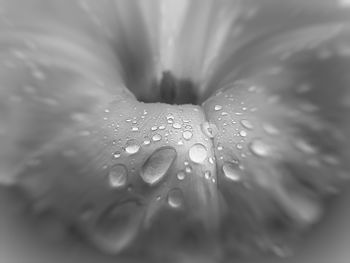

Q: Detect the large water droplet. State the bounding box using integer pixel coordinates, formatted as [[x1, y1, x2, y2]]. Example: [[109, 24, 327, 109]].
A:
[[201, 122, 218, 138], [108, 164, 128, 188], [92, 201, 141, 253], [222, 161, 242, 181], [249, 139, 271, 157], [167, 188, 184, 208], [125, 140, 140, 155], [189, 143, 208, 164], [140, 147, 177, 185]]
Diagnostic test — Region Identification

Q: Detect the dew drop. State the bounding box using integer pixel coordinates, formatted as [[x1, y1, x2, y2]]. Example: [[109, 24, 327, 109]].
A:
[[249, 139, 271, 157], [131, 127, 139, 132], [222, 161, 242, 181], [125, 140, 140, 155], [240, 119, 254, 130], [140, 147, 177, 185], [201, 122, 218, 138], [159, 125, 166, 130], [167, 188, 184, 208], [108, 164, 128, 188], [151, 126, 158, 131], [214, 105, 223, 111], [176, 171, 186, 181], [92, 201, 141, 253], [182, 131, 193, 140], [189, 143, 208, 164], [152, 134, 162, 142]]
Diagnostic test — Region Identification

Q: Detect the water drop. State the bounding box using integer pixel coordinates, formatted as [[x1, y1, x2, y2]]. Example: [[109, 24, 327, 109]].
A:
[[185, 166, 192, 173], [113, 151, 121, 159], [201, 122, 218, 138], [214, 105, 223, 111], [204, 171, 211, 180], [189, 143, 208, 164], [182, 131, 193, 140], [152, 134, 162, 142], [222, 161, 242, 181], [108, 164, 128, 188], [159, 125, 166, 130], [92, 201, 141, 253], [240, 119, 254, 130], [177, 171, 186, 181], [143, 138, 151, 145], [151, 126, 158, 131], [249, 139, 271, 157], [125, 140, 140, 155], [239, 130, 248, 137], [167, 188, 184, 208], [131, 127, 139, 132], [140, 147, 177, 185], [172, 123, 182, 129]]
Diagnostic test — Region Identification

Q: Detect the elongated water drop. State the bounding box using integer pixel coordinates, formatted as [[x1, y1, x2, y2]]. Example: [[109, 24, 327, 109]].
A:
[[140, 147, 177, 185], [92, 201, 141, 254]]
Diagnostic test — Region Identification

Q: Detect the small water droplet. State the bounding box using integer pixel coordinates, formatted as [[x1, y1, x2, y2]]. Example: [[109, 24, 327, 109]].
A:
[[140, 147, 177, 185], [172, 123, 182, 129], [151, 126, 158, 131], [249, 139, 271, 157], [222, 161, 242, 181], [113, 151, 121, 159], [143, 138, 151, 145], [167, 188, 184, 208], [204, 170, 211, 180], [239, 130, 248, 137], [159, 125, 166, 130], [131, 127, 139, 132], [125, 140, 140, 155], [152, 134, 162, 142], [185, 166, 192, 173], [108, 164, 128, 188], [201, 122, 218, 138], [177, 171, 186, 181], [189, 143, 208, 164], [214, 105, 223, 111], [182, 131, 193, 140]]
